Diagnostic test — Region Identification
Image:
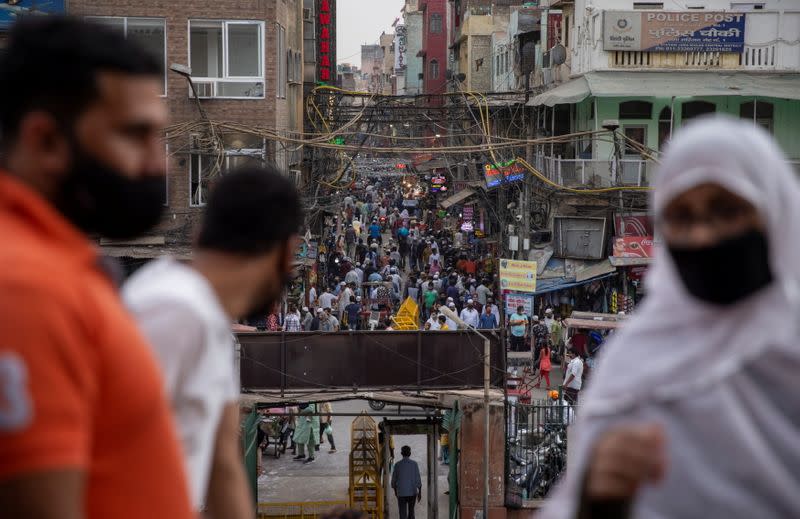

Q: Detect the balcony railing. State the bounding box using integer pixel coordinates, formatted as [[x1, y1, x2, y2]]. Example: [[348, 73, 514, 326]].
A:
[[534, 155, 800, 188], [533, 154, 653, 187]]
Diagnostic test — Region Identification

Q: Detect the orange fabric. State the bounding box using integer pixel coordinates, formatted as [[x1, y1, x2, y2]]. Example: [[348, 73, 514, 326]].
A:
[[0, 174, 193, 519]]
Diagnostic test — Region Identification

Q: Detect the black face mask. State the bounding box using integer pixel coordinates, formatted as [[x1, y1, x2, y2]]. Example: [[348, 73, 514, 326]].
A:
[[668, 229, 774, 306], [55, 140, 165, 239]]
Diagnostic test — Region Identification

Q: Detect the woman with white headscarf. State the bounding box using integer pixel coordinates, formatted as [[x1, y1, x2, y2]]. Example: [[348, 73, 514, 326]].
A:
[[538, 116, 800, 519]]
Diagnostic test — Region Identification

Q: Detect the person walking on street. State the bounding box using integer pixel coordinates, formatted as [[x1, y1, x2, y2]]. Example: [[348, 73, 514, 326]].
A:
[[534, 343, 552, 389], [284, 303, 303, 332], [562, 349, 583, 404], [293, 403, 320, 463], [531, 315, 549, 364], [392, 446, 422, 519], [508, 306, 529, 352], [319, 401, 337, 453], [478, 304, 498, 329], [459, 299, 480, 328], [301, 306, 313, 331], [345, 296, 362, 331]]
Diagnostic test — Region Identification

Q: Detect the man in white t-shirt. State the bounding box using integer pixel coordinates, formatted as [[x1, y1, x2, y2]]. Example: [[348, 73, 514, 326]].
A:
[[123, 167, 301, 516], [562, 349, 584, 405], [318, 287, 336, 313], [459, 299, 480, 329]]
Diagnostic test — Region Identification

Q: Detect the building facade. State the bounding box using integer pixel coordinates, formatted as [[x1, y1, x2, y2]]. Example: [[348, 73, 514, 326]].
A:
[[67, 0, 306, 261], [420, 0, 449, 96], [532, 0, 800, 187], [402, 1, 425, 95]]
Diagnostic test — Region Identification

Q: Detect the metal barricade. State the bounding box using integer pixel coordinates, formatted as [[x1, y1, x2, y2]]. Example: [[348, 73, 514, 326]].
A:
[[257, 501, 349, 519], [505, 399, 576, 506]]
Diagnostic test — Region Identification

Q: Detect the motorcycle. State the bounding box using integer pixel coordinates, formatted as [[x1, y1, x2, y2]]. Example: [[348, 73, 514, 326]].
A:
[[527, 423, 568, 499]]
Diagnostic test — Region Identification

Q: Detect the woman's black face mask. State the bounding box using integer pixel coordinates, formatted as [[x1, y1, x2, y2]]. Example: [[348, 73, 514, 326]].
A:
[[668, 229, 773, 306]]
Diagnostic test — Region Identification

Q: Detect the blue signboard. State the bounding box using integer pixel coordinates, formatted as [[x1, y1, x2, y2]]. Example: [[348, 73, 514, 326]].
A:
[[604, 11, 746, 54], [0, 1, 66, 30]]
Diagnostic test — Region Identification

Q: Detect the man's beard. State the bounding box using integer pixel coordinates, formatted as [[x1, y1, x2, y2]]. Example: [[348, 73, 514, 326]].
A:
[[54, 138, 165, 239]]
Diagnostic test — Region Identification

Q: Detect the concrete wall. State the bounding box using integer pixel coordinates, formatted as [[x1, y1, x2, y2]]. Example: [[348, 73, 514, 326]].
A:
[[458, 402, 506, 519], [404, 10, 424, 94]]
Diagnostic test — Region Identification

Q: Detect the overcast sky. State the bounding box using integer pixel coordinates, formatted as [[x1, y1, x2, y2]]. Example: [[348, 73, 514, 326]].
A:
[[337, 0, 406, 65]]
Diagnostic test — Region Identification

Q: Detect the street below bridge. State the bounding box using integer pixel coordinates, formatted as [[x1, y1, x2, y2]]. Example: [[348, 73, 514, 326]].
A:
[[258, 399, 450, 519]]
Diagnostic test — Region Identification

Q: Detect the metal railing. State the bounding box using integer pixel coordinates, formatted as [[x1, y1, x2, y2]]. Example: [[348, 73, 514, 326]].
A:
[[533, 154, 653, 187], [257, 501, 349, 519], [506, 400, 576, 506], [534, 155, 800, 188]]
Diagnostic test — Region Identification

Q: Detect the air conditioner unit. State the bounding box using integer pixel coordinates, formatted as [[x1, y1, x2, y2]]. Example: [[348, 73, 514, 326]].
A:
[[289, 169, 302, 186], [190, 81, 214, 99], [303, 8, 312, 22]]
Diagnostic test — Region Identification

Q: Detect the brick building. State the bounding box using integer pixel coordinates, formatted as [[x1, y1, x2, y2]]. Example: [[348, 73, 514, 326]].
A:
[[65, 0, 306, 263], [419, 0, 448, 98]]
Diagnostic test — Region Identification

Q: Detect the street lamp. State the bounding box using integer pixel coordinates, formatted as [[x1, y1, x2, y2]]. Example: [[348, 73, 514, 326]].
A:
[[170, 62, 209, 121], [439, 305, 492, 519]]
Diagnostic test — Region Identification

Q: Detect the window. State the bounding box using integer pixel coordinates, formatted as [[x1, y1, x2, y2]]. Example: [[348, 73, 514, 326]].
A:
[[619, 100, 652, 119], [682, 101, 715, 120], [430, 13, 443, 34], [740, 100, 774, 132], [189, 133, 265, 206], [277, 24, 286, 98], [86, 17, 166, 95], [634, 2, 664, 8], [189, 20, 264, 99], [430, 59, 439, 80], [288, 50, 301, 83], [658, 106, 672, 149]]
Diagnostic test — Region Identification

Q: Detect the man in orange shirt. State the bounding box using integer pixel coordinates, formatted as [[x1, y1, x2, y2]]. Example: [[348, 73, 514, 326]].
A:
[[0, 18, 193, 519]]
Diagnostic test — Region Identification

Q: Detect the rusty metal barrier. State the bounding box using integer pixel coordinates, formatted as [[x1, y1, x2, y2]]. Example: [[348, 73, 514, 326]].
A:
[[237, 330, 505, 392], [257, 501, 349, 519]]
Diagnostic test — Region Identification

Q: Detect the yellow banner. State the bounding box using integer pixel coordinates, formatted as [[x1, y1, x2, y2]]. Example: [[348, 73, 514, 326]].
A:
[[499, 259, 537, 293]]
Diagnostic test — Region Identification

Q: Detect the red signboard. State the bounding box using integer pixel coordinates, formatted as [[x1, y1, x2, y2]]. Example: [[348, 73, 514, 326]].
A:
[[614, 214, 654, 237], [547, 12, 563, 49], [613, 236, 655, 258], [317, 0, 335, 82]]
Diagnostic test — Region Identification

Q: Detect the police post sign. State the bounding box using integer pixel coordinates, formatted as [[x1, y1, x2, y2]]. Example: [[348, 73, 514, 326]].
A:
[[500, 259, 537, 293], [603, 11, 746, 53]]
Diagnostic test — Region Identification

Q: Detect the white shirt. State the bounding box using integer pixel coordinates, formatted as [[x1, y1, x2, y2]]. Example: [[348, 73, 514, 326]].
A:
[[339, 287, 354, 312], [318, 291, 336, 311], [309, 286, 317, 306], [122, 258, 238, 509], [427, 317, 441, 331], [460, 307, 480, 328], [544, 316, 555, 333], [565, 357, 584, 390]]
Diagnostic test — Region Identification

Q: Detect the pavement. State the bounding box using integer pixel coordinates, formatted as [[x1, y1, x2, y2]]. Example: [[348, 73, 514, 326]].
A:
[[258, 399, 450, 519]]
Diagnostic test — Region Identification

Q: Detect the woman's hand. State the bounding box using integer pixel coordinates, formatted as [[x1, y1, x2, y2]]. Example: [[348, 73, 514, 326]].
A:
[[586, 424, 667, 500]]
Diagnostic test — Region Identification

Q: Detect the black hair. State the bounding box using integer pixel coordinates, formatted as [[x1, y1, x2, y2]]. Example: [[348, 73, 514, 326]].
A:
[[197, 165, 302, 255], [401, 445, 411, 457], [0, 17, 162, 144], [438, 315, 447, 323]]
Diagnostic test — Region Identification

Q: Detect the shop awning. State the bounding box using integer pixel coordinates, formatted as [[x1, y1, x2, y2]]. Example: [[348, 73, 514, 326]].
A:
[[440, 187, 477, 209], [533, 272, 616, 295], [609, 256, 653, 267], [529, 71, 800, 106]]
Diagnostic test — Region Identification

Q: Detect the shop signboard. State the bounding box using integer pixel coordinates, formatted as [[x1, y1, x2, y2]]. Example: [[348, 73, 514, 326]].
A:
[[484, 160, 526, 189], [431, 175, 448, 193], [614, 214, 654, 237], [500, 259, 537, 293], [505, 292, 534, 316], [603, 11, 745, 53], [613, 236, 655, 258], [316, 0, 336, 82]]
